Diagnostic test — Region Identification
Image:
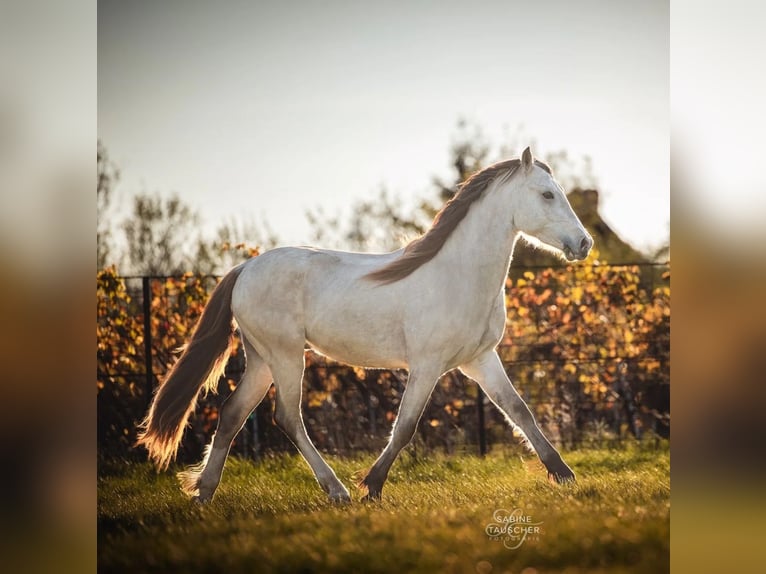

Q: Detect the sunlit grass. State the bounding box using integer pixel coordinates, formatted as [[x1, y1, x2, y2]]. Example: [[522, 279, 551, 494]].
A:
[[98, 444, 669, 573]]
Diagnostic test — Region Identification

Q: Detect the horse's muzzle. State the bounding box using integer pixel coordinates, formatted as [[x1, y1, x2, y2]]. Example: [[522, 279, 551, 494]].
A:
[[563, 235, 593, 261]]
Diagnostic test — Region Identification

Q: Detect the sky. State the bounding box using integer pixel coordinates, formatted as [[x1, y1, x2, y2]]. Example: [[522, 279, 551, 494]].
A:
[[98, 0, 668, 252]]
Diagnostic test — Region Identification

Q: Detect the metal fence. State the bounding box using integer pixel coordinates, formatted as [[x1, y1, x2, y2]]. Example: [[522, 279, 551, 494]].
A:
[[97, 262, 670, 464]]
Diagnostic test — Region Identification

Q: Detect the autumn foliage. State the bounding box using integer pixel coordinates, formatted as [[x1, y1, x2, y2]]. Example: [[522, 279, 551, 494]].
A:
[[97, 254, 669, 463], [499, 259, 670, 446]]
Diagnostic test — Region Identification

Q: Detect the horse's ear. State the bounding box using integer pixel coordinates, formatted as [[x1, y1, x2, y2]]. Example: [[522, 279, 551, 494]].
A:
[[521, 146, 534, 172]]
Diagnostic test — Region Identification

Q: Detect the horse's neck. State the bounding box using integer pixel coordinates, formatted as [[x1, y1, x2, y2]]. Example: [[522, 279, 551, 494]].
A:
[[441, 180, 521, 297]]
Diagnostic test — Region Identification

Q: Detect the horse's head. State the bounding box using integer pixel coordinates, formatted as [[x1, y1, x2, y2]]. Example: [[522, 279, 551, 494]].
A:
[[512, 147, 593, 261]]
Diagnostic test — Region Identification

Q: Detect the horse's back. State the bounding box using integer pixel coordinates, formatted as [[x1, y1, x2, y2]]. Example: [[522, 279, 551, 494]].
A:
[[234, 245, 402, 288]]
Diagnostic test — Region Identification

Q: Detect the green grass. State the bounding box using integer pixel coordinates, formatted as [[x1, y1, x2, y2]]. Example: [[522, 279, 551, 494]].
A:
[[98, 444, 669, 573]]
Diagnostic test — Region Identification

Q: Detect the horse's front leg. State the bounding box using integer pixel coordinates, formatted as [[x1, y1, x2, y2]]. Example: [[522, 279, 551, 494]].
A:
[[357, 366, 442, 500], [460, 350, 575, 483]]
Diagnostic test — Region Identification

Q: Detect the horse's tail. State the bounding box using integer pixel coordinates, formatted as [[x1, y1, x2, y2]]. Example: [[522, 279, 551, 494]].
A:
[[136, 264, 246, 470]]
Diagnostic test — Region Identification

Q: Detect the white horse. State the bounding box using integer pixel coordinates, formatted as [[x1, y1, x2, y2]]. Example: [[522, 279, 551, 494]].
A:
[[137, 147, 593, 502]]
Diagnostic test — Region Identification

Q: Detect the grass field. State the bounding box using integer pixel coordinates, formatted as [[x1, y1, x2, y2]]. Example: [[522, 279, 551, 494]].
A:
[[98, 443, 669, 573]]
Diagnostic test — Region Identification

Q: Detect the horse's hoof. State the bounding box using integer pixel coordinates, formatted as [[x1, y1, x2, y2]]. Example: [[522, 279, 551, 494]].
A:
[[192, 495, 212, 504], [361, 491, 382, 503], [547, 467, 576, 484], [329, 491, 352, 504]]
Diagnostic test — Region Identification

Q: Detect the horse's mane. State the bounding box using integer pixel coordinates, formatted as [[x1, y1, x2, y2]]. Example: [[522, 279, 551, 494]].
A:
[[364, 158, 551, 284]]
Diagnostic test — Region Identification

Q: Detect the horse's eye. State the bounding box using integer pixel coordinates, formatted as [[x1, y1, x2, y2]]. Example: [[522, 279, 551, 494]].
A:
[[542, 191, 554, 200]]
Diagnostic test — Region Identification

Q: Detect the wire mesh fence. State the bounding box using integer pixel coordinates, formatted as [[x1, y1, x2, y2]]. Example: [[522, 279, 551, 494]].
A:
[[97, 261, 669, 464]]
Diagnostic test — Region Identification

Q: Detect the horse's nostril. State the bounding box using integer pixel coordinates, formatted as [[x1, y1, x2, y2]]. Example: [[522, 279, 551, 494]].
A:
[[580, 237, 591, 251]]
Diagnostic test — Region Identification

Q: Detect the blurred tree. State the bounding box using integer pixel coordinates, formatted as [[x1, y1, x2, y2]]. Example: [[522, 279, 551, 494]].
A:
[[98, 143, 269, 275], [121, 192, 203, 275], [213, 216, 278, 269], [305, 119, 492, 253], [97, 141, 119, 269], [432, 119, 598, 206], [306, 187, 428, 252]]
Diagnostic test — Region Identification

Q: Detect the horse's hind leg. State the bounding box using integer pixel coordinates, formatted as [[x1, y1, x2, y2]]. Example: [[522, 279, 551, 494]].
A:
[[178, 339, 272, 502], [358, 365, 441, 500], [269, 351, 351, 503], [461, 350, 576, 483]]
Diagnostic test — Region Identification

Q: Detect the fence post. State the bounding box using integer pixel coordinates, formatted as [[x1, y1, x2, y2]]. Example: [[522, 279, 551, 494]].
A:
[[142, 276, 154, 410], [477, 386, 487, 456]]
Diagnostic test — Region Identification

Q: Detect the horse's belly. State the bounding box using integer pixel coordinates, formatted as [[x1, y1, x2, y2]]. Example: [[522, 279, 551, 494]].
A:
[[305, 331, 408, 370]]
